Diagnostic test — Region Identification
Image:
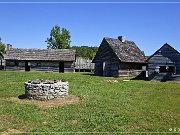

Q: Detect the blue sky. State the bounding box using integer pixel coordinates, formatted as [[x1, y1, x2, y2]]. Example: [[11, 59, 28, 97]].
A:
[[0, 0, 180, 55]]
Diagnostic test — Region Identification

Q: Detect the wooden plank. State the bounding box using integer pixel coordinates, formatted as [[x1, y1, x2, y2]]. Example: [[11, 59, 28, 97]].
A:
[[75, 57, 94, 70]]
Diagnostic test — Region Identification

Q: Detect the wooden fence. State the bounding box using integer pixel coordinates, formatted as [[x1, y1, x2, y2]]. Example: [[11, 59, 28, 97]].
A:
[[75, 57, 94, 72]]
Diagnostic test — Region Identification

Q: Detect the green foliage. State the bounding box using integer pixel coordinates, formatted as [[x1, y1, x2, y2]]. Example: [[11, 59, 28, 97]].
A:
[[0, 71, 180, 133], [71, 46, 98, 59], [0, 37, 5, 53], [46, 25, 71, 49]]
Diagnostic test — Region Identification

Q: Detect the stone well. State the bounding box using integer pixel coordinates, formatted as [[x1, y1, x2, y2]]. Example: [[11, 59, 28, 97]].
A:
[[24, 79, 69, 100]]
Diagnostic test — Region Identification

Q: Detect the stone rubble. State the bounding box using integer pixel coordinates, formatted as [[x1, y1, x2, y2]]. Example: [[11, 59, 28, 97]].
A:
[[24, 79, 69, 100]]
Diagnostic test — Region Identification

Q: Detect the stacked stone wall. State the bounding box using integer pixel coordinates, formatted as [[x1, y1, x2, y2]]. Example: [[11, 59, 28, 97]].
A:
[[25, 79, 68, 100]]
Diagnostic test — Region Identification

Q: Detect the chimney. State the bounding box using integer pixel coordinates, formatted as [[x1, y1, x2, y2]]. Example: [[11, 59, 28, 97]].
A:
[[6, 44, 12, 51], [118, 36, 125, 42]]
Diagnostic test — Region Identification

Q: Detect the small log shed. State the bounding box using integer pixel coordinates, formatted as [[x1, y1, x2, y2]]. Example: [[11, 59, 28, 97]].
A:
[[92, 36, 146, 77], [4, 45, 76, 72], [147, 43, 180, 81]]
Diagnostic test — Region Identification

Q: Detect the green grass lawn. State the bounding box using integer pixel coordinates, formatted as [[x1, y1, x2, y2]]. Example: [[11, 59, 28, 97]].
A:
[[0, 71, 180, 134]]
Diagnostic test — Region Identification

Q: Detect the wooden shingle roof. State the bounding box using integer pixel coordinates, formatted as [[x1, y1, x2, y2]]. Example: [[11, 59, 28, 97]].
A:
[[5, 48, 75, 61], [146, 43, 180, 62], [93, 37, 146, 63]]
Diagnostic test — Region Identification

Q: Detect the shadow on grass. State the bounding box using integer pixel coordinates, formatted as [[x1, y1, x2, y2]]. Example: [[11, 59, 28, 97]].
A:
[[18, 94, 27, 100], [82, 73, 97, 76], [131, 71, 149, 81], [82, 73, 113, 78], [131, 76, 149, 81]]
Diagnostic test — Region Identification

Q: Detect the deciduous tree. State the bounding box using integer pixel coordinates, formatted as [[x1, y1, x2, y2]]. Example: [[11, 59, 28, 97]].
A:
[[46, 25, 71, 49]]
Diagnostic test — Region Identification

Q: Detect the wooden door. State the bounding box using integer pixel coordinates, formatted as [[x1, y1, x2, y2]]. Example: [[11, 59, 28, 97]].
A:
[[103, 61, 111, 76]]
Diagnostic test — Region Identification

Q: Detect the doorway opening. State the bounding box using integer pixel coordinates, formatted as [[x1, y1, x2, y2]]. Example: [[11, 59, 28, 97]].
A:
[[59, 61, 64, 72], [159, 66, 175, 74], [25, 61, 30, 71]]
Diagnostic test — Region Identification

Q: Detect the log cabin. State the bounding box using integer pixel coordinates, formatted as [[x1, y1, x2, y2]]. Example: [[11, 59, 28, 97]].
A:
[[4, 44, 75, 72], [147, 43, 180, 81], [92, 36, 146, 77]]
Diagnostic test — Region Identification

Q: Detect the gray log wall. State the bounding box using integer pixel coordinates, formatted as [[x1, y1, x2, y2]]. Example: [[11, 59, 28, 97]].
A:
[[64, 62, 75, 72], [5, 60, 75, 72], [94, 40, 120, 76], [94, 62, 103, 75], [95, 61, 143, 77]]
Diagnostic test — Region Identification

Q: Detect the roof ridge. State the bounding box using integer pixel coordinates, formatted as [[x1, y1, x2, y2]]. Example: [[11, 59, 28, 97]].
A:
[[104, 37, 145, 63], [10, 48, 73, 50], [146, 43, 180, 62], [5, 48, 75, 61]]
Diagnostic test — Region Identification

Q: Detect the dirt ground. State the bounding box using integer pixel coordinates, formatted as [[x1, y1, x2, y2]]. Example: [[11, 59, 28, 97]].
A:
[[8, 95, 81, 108]]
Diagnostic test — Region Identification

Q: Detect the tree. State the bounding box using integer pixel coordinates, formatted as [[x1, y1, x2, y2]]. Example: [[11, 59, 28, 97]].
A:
[[71, 46, 98, 59], [0, 37, 5, 53], [46, 25, 71, 49]]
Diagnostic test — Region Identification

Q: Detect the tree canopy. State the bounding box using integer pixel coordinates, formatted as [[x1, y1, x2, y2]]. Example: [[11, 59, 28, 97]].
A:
[[0, 37, 5, 53], [71, 46, 98, 59], [46, 25, 71, 49]]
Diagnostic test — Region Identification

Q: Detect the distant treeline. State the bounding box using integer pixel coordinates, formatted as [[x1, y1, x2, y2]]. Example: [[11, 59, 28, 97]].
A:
[[71, 46, 98, 59]]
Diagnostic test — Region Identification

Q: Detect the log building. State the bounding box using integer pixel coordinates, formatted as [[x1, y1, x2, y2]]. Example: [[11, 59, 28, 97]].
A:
[[92, 36, 146, 77], [147, 43, 180, 81], [4, 45, 75, 72]]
